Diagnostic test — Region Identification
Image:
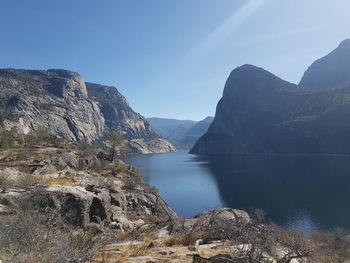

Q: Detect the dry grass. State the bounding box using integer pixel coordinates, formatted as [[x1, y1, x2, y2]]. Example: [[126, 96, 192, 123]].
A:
[[115, 162, 127, 175], [45, 177, 75, 186], [115, 182, 126, 188], [162, 233, 200, 247], [127, 243, 150, 257]]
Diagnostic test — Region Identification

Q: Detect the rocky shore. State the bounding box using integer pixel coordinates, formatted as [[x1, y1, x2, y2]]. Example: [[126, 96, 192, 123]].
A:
[[0, 139, 348, 262]]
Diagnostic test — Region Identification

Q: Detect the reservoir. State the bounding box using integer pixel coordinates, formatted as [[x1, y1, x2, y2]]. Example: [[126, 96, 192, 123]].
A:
[[124, 150, 350, 231]]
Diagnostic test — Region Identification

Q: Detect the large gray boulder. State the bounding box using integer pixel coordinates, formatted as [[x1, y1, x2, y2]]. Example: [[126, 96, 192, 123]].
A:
[[125, 191, 179, 222], [184, 208, 250, 231]]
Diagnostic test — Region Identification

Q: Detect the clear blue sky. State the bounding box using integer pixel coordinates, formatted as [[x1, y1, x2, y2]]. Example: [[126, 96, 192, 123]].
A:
[[1, 0, 350, 120]]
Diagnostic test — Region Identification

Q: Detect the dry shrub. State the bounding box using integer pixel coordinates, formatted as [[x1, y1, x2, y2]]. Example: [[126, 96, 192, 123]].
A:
[[163, 232, 202, 247], [0, 207, 109, 263], [127, 243, 150, 257], [274, 228, 313, 263], [0, 128, 18, 149], [312, 228, 350, 263], [0, 169, 34, 192], [115, 161, 127, 174], [0, 171, 10, 192]]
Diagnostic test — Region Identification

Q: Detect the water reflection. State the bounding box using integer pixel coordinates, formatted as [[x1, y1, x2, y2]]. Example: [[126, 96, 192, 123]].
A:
[[124, 151, 225, 216], [125, 151, 350, 231], [196, 154, 350, 231]]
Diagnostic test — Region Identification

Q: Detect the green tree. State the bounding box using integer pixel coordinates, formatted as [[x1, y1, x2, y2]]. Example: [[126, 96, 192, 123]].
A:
[[107, 129, 125, 162]]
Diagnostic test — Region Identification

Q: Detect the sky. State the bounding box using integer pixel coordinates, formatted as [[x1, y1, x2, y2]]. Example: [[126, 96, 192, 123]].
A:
[[1, 0, 350, 120]]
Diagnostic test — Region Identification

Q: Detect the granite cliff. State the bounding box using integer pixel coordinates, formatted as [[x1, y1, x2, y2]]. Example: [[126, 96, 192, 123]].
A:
[[191, 40, 350, 155], [0, 68, 175, 153]]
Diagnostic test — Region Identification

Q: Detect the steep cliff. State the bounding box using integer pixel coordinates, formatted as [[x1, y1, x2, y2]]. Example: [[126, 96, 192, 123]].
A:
[[0, 69, 105, 143], [0, 68, 175, 153], [190, 63, 350, 155], [86, 83, 158, 138]]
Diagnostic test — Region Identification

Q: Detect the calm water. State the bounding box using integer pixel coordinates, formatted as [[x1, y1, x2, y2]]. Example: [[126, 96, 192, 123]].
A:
[[124, 151, 350, 231]]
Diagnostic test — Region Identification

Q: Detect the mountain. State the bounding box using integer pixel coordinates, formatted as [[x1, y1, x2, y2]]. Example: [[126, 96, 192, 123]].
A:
[[190, 44, 350, 155], [147, 118, 196, 138], [86, 83, 157, 138], [148, 116, 213, 148], [300, 39, 350, 89], [0, 68, 175, 154]]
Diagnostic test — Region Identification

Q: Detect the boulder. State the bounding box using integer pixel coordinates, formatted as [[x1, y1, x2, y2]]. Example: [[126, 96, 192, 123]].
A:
[[192, 254, 240, 263], [184, 208, 250, 231], [126, 191, 179, 223]]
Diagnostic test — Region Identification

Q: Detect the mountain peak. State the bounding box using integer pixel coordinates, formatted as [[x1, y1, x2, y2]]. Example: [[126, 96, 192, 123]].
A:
[[299, 38, 350, 89], [338, 38, 350, 48], [223, 64, 294, 97], [230, 64, 268, 75], [228, 64, 285, 81]]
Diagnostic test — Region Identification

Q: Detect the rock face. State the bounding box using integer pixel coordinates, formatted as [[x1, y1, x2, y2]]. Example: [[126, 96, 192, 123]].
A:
[[86, 83, 158, 138], [191, 61, 350, 155], [0, 69, 105, 143], [300, 39, 350, 89], [0, 68, 175, 153]]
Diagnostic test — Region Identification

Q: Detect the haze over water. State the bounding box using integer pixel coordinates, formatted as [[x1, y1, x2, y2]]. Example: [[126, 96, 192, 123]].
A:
[[125, 151, 350, 232]]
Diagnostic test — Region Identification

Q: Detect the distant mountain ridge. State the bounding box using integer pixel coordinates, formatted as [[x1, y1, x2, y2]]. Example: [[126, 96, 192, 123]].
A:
[[147, 118, 196, 138], [0, 68, 175, 154], [191, 39, 350, 155], [148, 116, 214, 148]]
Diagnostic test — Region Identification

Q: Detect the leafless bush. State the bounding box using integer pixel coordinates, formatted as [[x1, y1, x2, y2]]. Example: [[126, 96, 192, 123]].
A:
[[0, 207, 109, 263], [0, 171, 10, 192], [0, 169, 34, 192], [312, 228, 350, 263], [274, 228, 313, 263], [0, 128, 18, 149], [233, 222, 275, 263]]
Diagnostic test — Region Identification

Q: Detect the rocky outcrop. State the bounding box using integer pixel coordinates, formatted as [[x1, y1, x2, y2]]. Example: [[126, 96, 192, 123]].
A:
[[191, 41, 350, 155], [183, 208, 250, 232], [300, 39, 350, 89], [0, 183, 178, 231], [126, 138, 176, 154], [0, 145, 179, 231], [0, 68, 175, 153]]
